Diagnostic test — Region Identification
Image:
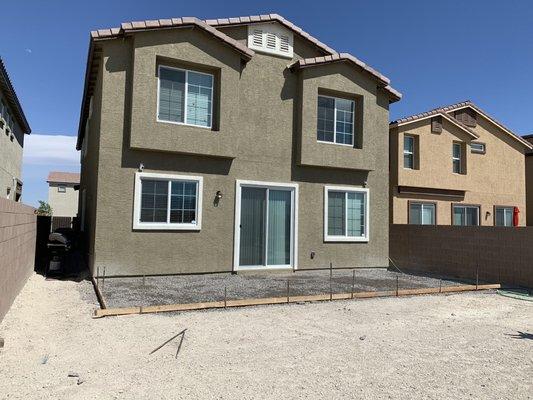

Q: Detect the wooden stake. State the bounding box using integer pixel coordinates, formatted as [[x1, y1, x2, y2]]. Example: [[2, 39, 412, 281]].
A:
[[286, 279, 290, 303]]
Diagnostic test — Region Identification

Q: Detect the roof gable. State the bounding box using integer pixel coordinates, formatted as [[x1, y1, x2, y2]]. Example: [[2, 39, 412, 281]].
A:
[[391, 100, 532, 150]]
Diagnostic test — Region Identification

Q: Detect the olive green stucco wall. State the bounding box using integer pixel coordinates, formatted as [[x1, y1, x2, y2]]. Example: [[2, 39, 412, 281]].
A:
[[82, 25, 392, 276]]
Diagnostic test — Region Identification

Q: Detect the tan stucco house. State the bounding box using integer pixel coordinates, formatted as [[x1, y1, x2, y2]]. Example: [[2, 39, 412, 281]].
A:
[[76, 14, 401, 276], [0, 57, 31, 201], [523, 134, 533, 225], [47, 171, 80, 217], [390, 101, 531, 226]]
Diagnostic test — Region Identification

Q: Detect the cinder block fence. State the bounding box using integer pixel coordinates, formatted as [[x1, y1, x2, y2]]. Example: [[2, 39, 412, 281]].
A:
[[0, 198, 36, 322], [390, 225, 533, 288]]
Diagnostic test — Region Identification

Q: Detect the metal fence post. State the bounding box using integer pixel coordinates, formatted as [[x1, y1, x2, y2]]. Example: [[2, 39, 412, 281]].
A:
[[396, 275, 399, 297], [287, 278, 290, 303], [329, 262, 333, 301], [351, 269, 355, 299]]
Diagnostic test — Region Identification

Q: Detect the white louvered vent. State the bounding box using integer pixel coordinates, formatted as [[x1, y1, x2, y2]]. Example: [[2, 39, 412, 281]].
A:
[[279, 35, 290, 53], [252, 29, 263, 47], [247, 23, 293, 58], [266, 32, 277, 49]]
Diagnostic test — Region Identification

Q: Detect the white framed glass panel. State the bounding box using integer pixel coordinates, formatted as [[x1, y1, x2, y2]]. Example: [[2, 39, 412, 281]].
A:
[[317, 95, 354, 146], [453, 205, 479, 226], [239, 187, 267, 266], [158, 66, 213, 128], [133, 172, 203, 230], [409, 202, 435, 225], [324, 186, 369, 242], [453, 143, 462, 173], [404, 135, 414, 169], [495, 207, 513, 227], [267, 190, 292, 265], [471, 142, 486, 154]]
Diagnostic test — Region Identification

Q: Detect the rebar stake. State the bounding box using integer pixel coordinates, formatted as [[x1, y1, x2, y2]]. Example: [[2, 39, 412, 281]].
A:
[[224, 286, 227, 309], [102, 267, 106, 292], [329, 262, 333, 301], [396, 275, 399, 297], [439, 278, 442, 293], [351, 270, 355, 299], [476, 265, 479, 290], [286, 278, 290, 303]]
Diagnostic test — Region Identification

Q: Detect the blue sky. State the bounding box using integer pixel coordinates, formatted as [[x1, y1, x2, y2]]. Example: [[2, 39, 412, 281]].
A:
[[2, 0, 533, 206]]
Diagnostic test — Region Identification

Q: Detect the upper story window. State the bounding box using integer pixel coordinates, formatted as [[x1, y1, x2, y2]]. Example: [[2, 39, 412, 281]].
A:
[[324, 186, 369, 242], [452, 143, 462, 173], [404, 135, 415, 169], [58, 186, 66, 193], [317, 95, 355, 146], [1, 100, 12, 133], [133, 172, 203, 231], [157, 66, 213, 128], [470, 142, 486, 154], [248, 24, 293, 58]]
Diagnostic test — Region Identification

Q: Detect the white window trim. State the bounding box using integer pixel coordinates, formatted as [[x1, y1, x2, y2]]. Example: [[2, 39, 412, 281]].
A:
[[403, 135, 415, 169], [156, 65, 214, 129], [133, 172, 203, 231], [58, 186, 66, 193], [452, 143, 462, 174], [233, 179, 299, 272], [470, 142, 486, 154], [317, 94, 355, 147], [495, 206, 514, 227], [324, 185, 369, 243]]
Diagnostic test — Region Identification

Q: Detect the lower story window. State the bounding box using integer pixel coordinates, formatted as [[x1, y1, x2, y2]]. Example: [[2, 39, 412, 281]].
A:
[[133, 172, 203, 230], [453, 205, 479, 226], [495, 206, 514, 227], [324, 186, 369, 242], [409, 202, 435, 225]]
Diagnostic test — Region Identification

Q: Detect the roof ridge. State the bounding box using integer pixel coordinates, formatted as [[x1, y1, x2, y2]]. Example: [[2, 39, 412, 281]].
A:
[[0, 57, 31, 134]]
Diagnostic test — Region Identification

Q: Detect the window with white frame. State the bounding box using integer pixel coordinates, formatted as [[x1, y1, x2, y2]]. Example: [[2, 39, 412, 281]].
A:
[[409, 202, 435, 225], [495, 206, 513, 227], [453, 205, 479, 226], [157, 66, 213, 128], [324, 186, 369, 242], [452, 143, 462, 173], [133, 172, 203, 230], [470, 142, 486, 154], [317, 95, 355, 146], [58, 186, 66, 193], [404, 135, 415, 169]]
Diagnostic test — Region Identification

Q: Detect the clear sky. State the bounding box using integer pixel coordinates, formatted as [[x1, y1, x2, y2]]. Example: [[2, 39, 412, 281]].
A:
[[2, 0, 532, 206]]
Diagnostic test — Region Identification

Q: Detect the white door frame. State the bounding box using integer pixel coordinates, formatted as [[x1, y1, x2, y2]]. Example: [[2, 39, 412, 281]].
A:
[[233, 179, 299, 271]]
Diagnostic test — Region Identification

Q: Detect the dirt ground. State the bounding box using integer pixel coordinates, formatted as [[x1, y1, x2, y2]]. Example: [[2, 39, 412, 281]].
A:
[[0, 274, 531, 400], [99, 268, 467, 308]]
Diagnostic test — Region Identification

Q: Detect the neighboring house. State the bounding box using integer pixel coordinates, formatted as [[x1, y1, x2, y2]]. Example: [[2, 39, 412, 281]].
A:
[[389, 101, 531, 226], [0, 57, 31, 201], [47, 171, 80, 217], [523, 134, 533, 225], [76, 14, 401, 276]]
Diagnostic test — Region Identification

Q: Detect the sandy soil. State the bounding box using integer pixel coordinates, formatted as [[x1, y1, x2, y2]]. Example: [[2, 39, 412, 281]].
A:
[[0, 274, 531, 400]]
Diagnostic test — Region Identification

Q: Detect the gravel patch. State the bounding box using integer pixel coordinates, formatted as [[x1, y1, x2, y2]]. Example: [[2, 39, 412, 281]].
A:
[[99, 268, 467, 308], [0, 274, 531, 399]]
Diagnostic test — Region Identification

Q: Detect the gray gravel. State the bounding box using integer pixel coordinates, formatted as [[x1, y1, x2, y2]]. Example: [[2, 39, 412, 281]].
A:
[[99, 268, 467, 308]]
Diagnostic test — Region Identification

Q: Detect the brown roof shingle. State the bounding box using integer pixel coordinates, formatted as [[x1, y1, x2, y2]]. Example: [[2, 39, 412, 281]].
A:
[[47, 172, 80, 184]]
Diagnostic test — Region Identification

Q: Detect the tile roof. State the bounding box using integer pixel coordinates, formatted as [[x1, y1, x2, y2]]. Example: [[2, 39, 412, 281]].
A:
[[289, 54, 402, 102], [204, 13, 336, 55], [47, 172, 80, 184], [390, 100, 532, 149], [0, 57, 31, 134], [91, 17, 254, 60]]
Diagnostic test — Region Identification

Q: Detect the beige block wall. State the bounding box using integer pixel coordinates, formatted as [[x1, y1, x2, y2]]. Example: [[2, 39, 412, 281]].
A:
[[0, 197, 36, 322], [526, 154, 533, 225], [391, 114, 527, 225], [48, 184, 79, 217], [0, 92, 24, 201], [81, 26, 392, 276]]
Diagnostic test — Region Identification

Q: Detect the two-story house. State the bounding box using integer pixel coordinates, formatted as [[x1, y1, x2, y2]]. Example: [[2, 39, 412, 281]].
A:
[[0, 57, 31, 201], [76, 14, 401, 276], [47, 171, 80, 217], [389, 101, 531, 226]]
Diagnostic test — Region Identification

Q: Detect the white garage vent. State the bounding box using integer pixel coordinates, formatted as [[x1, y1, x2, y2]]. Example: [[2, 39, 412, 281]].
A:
[[247, 23, 293, 58]]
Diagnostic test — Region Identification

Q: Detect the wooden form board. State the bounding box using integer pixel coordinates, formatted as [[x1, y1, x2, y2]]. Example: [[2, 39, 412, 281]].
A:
[[93, 283, 501, 318]]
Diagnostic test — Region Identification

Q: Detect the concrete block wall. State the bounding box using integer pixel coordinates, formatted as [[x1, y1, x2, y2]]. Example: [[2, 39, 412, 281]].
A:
[[0, 197, 36, 322], [390, 224, 533, 288]]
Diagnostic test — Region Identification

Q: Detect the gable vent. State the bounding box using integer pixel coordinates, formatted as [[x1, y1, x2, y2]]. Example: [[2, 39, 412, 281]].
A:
[[247, 23, 293, 58], [280, 35, 290, 53], [252, 29, 263, 47]]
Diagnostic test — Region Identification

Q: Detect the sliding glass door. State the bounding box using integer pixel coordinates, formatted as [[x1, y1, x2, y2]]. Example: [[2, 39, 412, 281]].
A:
[[237, 184, 296, 268]]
